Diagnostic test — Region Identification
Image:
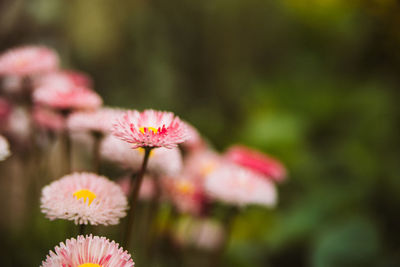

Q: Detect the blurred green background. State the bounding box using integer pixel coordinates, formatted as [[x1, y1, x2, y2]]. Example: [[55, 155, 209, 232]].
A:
[[1, 0, 400, 266]]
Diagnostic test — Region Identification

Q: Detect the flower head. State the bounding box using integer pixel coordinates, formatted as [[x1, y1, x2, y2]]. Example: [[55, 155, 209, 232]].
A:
[[34, 84, 102, 111], [0, 46, 59, 76], [205, 163, 277, 207], [113, 109, 189, 149], [184, 149, 221, 180], [65, 70, 92, 87], [67, 108, 125, 135], [101, 135, 182, 176], [35, 70, 92, 88], [180, 122, 206, 152], [41, 172, 128, 225], [0, 135, 11, 161], [163, 175, 206, 215], [0, 97, 11, 123], [225, 145, 286, 182], [173, 218, 224, 251], [6, 107, 30, 140], [41, 234, 134, 267], [33, 107, 65, 132]]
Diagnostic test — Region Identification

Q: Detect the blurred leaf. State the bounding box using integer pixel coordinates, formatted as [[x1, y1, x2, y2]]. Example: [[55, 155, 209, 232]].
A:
[[311, 218, 381, 267]]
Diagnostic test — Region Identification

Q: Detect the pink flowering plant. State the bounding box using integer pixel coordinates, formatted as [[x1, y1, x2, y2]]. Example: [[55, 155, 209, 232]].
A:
[[0, 45, 287, 267], [113, 109, 189, 149]]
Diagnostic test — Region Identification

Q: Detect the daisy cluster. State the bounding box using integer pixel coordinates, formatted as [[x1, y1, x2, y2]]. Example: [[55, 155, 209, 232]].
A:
[[41, 172, 128, 225], [41, 235, 134, 267], [0, 44, 287, 263]]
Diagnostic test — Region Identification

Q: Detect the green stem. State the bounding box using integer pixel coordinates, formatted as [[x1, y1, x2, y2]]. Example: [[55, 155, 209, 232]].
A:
[[211, 206, 239, 267], [124, 147, 152, 249], [92, 132, 102, 173], [61, 110, 72, 174], [78, 224, 86, 235], [63, 128, 72, 174], [144, 176, 162, 262]]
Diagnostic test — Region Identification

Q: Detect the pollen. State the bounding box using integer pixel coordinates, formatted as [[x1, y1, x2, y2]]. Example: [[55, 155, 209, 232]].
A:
[[78, 264, 101, 267], [139, 126, 158, 134], [73, 189, 97, 206]]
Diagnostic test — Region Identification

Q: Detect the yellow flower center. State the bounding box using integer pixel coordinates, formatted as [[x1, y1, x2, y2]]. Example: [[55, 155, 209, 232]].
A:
[[201, 161, 217, 176], [177, 180, 195, 195], [73, 189, 97, 206], [139, 126, 158, 134], [78, 264, 101, 267]]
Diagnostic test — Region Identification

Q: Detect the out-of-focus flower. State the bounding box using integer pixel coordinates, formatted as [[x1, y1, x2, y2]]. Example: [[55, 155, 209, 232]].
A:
[[0, 46, 59, 76], [67, 108, 125, 135], [1, 76, 24, 93], [184, 149, 221, 180], [0, 135, 11, 161], [117, 175, 156, 200], [163, 176, 205, 215], [173, 217, 224, 251], [101, 135, 182, 176], [33, 107, 65, 132], [34, 70, 92, 88], [41, 172, 128, 225], [0, 97, 11, 123], [64, 70, 92, 87], [205, 163, 277, 207], [113, 109, 189, 149], [193, 219, 225, 250], [41, 234, 134, 267], [180, 122, 206, 152], [33, 82, 102, 112], [225, 145, 286, 182], [6, 107, 30, 140]]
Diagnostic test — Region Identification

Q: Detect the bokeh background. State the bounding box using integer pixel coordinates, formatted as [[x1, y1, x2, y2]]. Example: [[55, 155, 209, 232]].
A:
[[1, 0, 400, 266]]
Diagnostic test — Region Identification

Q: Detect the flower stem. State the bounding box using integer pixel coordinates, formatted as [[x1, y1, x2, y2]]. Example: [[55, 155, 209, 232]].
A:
[[92, 132, 102, 173], [61, 110, 72, 174], [78, 224, 86, 235], [124, 147, 152, 249], [211, 206, 239, 267], [63, 128, 72, 174]]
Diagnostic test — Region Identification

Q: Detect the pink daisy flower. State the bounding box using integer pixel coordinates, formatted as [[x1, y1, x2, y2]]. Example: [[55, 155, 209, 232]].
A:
[[163, 176, 206, 215], [205, 163, 277, 207], [0, 135, 11, 161], [173, 218, 224, 251], [41, 234, 134, 267], [184, 149, 221, 180], [0, 97, 11, 123], [67, 108, 125, 135], [0, 45, 59, 76], [34, 83, 102, 111], [225, 145, 286, 182], [62, 70, 93, 87], [34, 70, 92, 88], [40, 172, 128, 225], [101, 135, 182, 176], [112, 109, 189, 149], [1, 75, 24, 93], [180, 122, 206, 152], [6, 107, 31, 140], [33, 72, 102, 112], [33, 106, 65, 132]]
